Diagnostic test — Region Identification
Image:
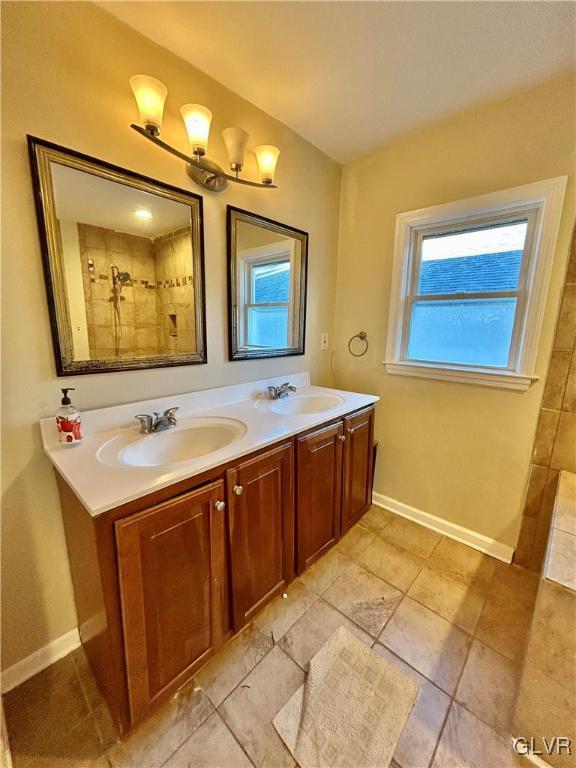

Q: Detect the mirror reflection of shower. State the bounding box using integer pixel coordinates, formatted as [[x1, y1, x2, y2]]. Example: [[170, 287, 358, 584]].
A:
[[111, 265, 131, 357]]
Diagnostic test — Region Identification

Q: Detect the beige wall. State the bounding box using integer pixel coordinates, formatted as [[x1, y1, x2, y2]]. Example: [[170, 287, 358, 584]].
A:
[[334, 72, 575, 550], [1, 2, 340, 669]]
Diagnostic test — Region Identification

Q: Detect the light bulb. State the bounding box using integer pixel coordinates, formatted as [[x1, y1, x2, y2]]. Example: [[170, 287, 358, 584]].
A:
[[180, 104, 212, 156], [134, 209, 152, 219], [222, 127, 249, 173], [129, 75, 167, 136], [254, 145, 280, 185]]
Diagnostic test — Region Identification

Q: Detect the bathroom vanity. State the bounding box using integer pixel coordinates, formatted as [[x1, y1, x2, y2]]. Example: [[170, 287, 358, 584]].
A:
[[41, 374, 378, 733]]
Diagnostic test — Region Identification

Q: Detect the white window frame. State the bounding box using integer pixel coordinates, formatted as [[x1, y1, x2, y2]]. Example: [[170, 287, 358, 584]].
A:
[[237, 240, 297, 350], [385, 177, 567, 391]]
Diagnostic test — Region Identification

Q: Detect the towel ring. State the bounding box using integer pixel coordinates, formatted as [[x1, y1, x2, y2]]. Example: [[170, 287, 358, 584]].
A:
[[348, 331, 368, 357]]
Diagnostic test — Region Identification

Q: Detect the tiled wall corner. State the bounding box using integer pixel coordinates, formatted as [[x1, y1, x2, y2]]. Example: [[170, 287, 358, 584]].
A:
[[77, 224, 196, 360], [515, 229, 576, 571]]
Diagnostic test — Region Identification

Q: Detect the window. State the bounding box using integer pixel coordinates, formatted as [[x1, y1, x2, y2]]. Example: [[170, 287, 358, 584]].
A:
[[237, 241, 298, 350], [386, 177, 567, 390], [247, 259, 291, 348]]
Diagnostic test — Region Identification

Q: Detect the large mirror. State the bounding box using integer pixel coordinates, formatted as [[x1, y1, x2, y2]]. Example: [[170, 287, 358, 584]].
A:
[[28, 136, 206, 375], [227, 206, 308, 360]]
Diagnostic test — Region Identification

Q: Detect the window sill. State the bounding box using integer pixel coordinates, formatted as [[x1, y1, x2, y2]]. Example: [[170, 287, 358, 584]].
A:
[[384, 361, 538, 391]]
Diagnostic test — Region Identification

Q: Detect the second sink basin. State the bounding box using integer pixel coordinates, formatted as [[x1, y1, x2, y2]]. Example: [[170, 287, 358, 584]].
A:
[[266, 393, 344, 415], [97, 417, 246, 468]]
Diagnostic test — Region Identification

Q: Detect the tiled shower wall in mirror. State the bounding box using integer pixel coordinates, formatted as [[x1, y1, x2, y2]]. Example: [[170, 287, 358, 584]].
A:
[[514, 228, 576, 571], [77, 223, 195, 359]]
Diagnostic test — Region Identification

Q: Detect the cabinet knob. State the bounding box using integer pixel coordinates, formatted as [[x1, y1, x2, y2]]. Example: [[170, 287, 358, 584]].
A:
[[233, 485, 244, 496], [348, 427, 355, 435], [215, 501, 225, 512], [339, 435, 346, 442]]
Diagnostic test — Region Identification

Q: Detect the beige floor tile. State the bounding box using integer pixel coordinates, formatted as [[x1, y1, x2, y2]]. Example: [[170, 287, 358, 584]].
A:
[[427, 538, 497, 590], [279, 598, 372, 669], [515, 666, 576, 768], [4, 655, 92, 768], [219, 646, 304, 768], [524, 580, 576, 691], [21, 714, 109, 768], [432, 702, 520, 768], [323, 563, 402, 637], [335, 523, 376, 559], [488, 562, 539, 609], [359, 505, 394, 534], [374, 644, 451, 768], [195, 624, 273, 707], [408, 566, 486, 634], [356, 536, 424, 592], [107, 683, 213, 768], [297, 548, 352, 594], [379, 597, 471, 695], [456, 641, 520, 736], [163, 712, 252, 768], [253, 580, 317, 641], [475, 594, 533, 662], [71, 648, 103, 712], [380, 516, 441, 558]]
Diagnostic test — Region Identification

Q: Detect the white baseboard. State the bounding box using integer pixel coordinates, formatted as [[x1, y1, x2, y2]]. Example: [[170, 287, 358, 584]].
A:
[[1, 628, 80, 693], [372, 491, 514, 563]]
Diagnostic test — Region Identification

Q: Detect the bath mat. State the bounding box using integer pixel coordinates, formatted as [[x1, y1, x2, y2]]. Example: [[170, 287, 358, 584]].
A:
[[273, 626, 418, 768]]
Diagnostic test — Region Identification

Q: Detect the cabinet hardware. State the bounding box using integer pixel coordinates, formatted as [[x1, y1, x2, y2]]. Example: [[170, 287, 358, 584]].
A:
[[233, 485, 244, 496], [215, 501, 225, 512], [348, 428, 355, 435], [339, 435, 346, 442]]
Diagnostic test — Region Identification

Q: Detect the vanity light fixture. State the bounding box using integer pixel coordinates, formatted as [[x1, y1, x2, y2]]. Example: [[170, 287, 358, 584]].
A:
[[129, 75, 279, 192]]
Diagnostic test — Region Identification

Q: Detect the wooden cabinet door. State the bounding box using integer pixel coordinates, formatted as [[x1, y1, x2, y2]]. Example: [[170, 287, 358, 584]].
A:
[[341, 406, 375, 534], [227, 442, 294, 630], [115, 481, 227, 725], [296, 421, 344, 573]]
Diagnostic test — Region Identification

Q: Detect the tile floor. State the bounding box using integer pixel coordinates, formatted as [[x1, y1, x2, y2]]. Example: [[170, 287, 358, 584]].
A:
[[4, 506, 541, 768]]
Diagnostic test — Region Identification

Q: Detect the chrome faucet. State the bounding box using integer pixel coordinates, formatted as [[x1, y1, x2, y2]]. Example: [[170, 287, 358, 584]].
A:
[[135, 407, 179, 434], [266, 383, 297, 400]]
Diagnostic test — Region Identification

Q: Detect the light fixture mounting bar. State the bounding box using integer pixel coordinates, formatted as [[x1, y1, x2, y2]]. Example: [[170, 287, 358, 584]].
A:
[[130, 125, 277, 190]]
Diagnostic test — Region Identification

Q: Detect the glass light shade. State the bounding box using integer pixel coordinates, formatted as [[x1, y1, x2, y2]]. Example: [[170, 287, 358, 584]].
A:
[[254, 145, 280, 184], [129, 75, 167, 134], [180, 104, 212, 155], [222, 127, 249, 172]]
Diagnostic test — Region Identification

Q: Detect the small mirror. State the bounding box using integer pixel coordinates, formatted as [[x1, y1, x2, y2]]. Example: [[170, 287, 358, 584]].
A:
[[227, 206, 308, 360], [28, 136, 207, 375]]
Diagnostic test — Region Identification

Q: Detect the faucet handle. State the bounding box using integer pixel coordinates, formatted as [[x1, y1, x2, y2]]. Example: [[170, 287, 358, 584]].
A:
[[135, 414, 153, 434], [164, 407, 179, 420], [266, 386, 277, 400]]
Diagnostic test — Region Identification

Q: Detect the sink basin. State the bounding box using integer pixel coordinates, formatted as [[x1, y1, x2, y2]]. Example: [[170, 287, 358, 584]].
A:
[[266, 394, 344, 415], [97, 417, 246, 468]]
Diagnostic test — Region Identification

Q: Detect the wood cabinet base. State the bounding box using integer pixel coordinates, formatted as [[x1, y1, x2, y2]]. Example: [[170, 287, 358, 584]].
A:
[[56, 405, 374, 734]]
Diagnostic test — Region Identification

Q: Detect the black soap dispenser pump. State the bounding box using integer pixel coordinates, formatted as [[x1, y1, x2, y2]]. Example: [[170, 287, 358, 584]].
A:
[[56, 388, 83, 445]]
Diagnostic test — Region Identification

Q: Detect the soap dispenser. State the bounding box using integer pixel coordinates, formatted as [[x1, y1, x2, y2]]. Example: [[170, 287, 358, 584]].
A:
[[56, 388, 83, 445]]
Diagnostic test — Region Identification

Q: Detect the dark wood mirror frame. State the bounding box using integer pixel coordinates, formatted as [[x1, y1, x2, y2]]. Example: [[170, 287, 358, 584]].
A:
[[28, 135, 207, 376], [227, 206, 308, 361]]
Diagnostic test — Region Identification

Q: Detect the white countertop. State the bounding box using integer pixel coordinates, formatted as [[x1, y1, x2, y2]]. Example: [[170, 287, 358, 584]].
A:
[[40, 373, 379, 517]]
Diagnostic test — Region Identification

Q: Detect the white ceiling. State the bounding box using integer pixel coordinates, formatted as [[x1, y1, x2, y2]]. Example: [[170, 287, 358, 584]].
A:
[[100, 1, 575, 163], [51, 162, 191, 237]]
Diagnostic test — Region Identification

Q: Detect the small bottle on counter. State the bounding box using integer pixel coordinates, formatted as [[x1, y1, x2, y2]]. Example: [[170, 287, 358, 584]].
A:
[[56, 388, 83, 445]]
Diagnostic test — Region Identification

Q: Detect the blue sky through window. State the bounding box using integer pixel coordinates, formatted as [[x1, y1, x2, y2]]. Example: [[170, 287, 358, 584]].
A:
[[408, 221, 528, 367]]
